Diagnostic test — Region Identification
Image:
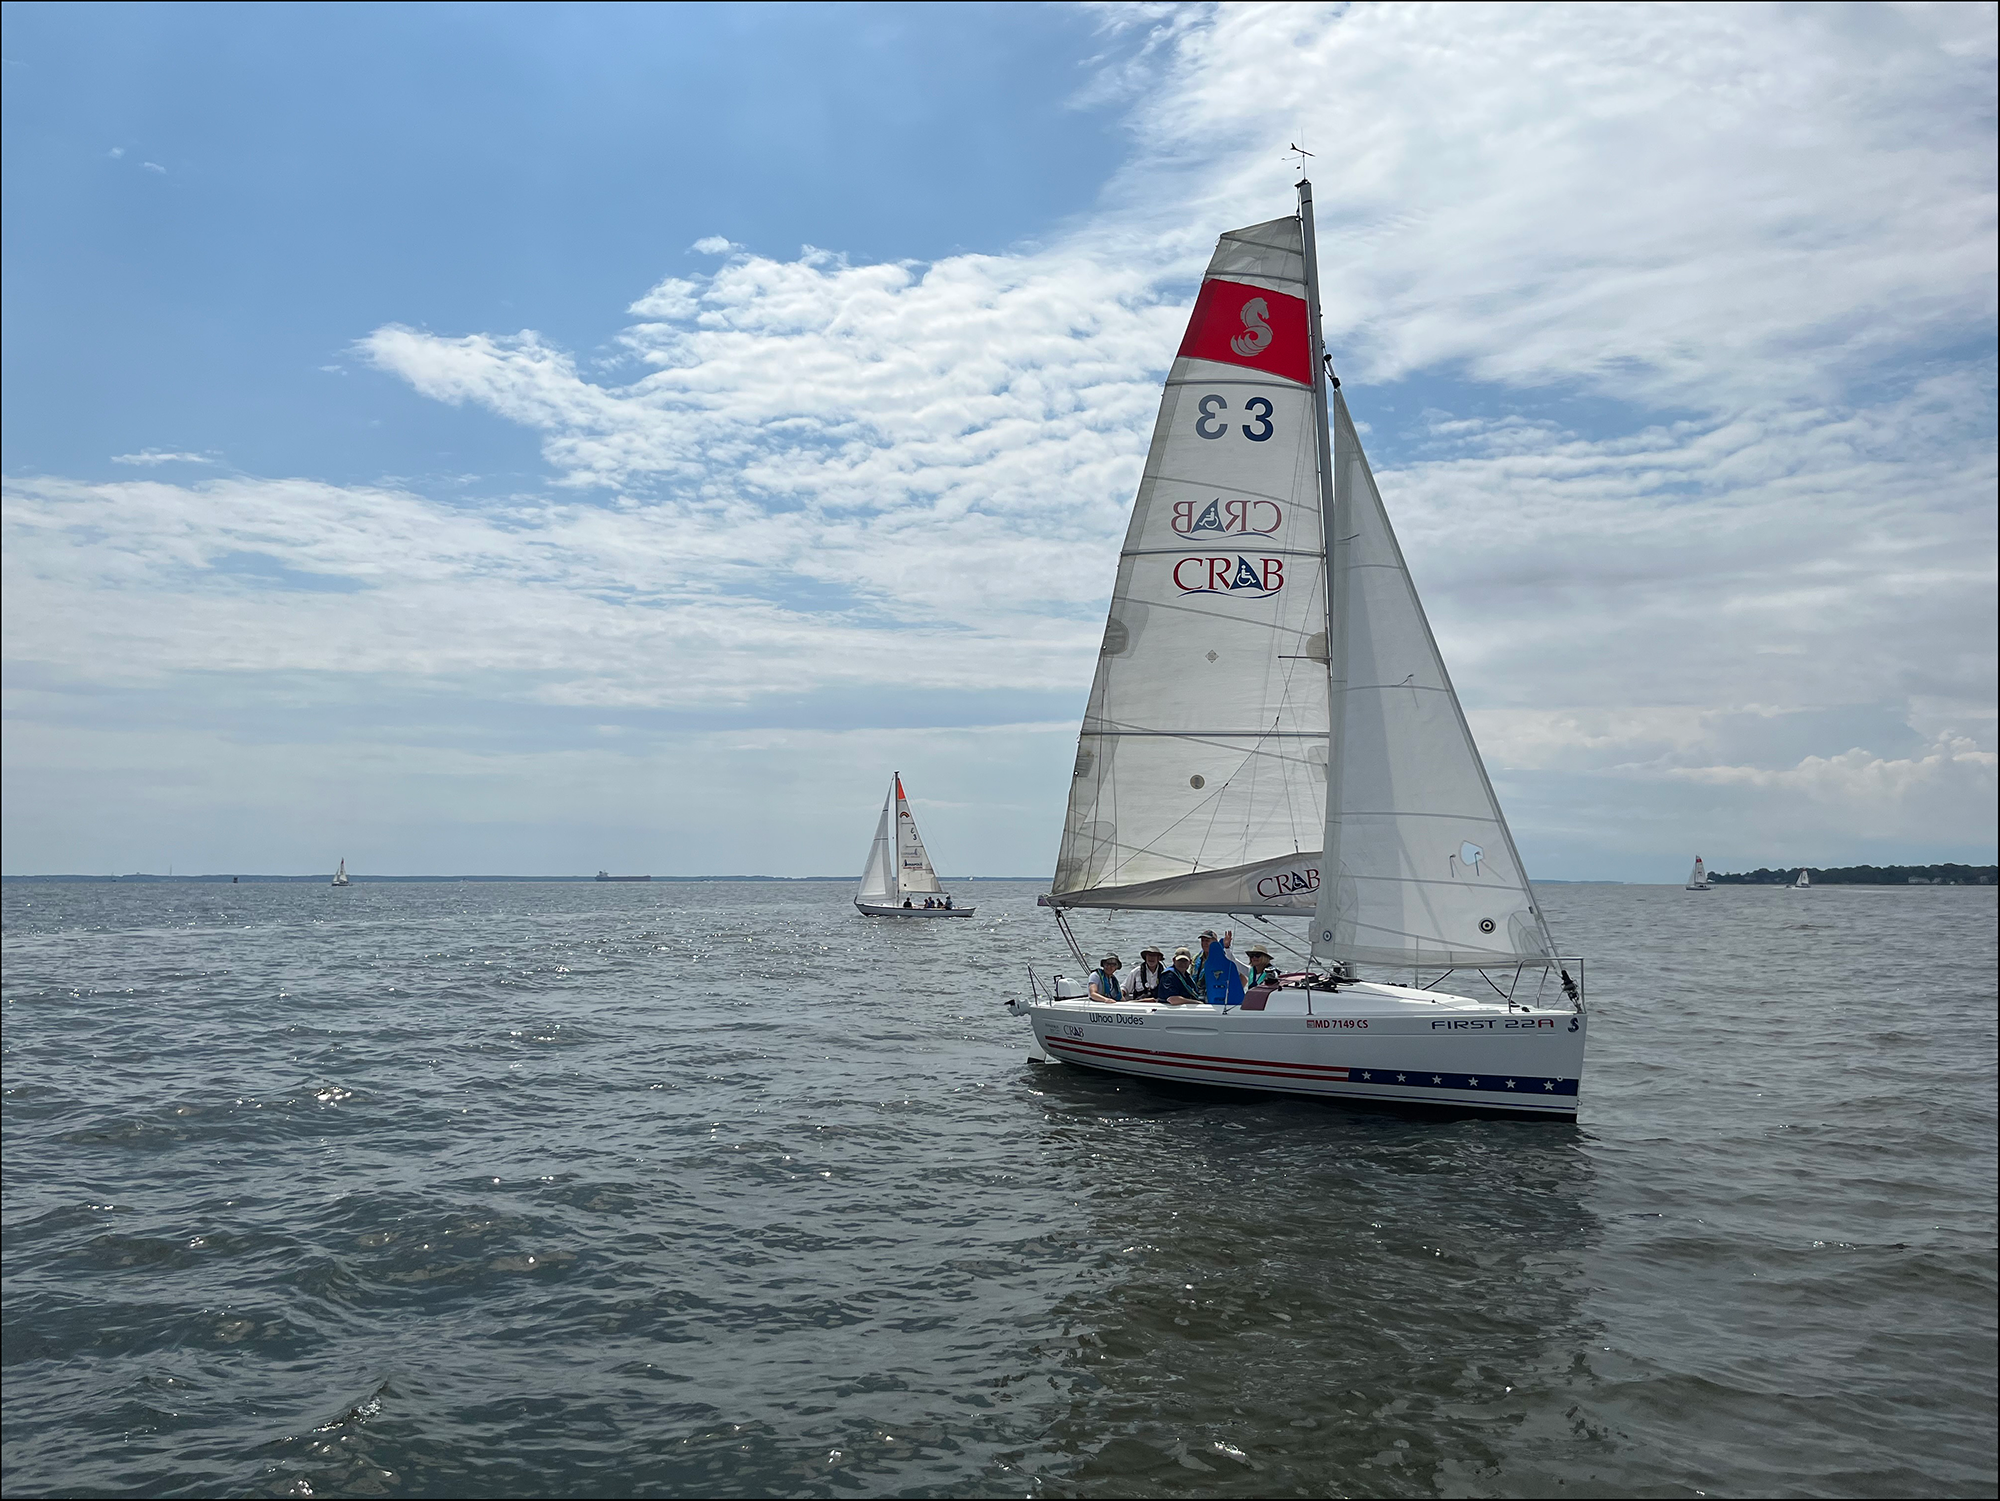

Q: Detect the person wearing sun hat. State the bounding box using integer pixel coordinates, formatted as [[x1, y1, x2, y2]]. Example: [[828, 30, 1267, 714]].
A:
[[1088, 953, 1125, 1003], [1244, 946, 1282, 988], [1128, 947, 1167, 998]]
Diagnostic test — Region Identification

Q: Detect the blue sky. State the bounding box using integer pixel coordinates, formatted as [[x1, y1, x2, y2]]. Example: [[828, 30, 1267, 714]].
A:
[[3, 2, 1125, 487], [4, 2, 1996, 881]]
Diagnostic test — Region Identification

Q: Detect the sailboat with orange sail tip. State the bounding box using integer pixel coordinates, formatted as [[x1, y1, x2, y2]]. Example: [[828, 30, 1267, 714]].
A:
[[854, 774, 974, 917]]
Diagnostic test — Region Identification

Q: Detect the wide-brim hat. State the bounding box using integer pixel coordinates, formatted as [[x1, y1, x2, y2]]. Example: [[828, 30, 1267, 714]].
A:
[[1245, 947, 1271, 960], [1101, 954, 1122, 967], [1140, 947, 1163, 958]]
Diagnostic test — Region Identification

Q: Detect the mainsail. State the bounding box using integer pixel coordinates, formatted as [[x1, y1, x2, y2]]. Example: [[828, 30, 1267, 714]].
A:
[[1052, 185, 1555, 972], [1687, 857, 1708, 888], [1052, 215, 1331, 915], [858, 774, 944, 903]]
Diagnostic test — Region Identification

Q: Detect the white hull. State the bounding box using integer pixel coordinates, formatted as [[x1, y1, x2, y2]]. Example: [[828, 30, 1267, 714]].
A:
[[855, 901, 974, 918], [1027, 980, 1583, 1117]]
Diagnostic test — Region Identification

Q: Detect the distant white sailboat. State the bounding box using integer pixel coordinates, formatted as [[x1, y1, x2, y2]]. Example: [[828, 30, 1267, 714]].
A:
[[1009, 178, 1584, 1117], [1686, 856, 1710, 891], [1793, 868, 1811, 889], [331, 859, 350, 888], [854, 774, 974, 917]]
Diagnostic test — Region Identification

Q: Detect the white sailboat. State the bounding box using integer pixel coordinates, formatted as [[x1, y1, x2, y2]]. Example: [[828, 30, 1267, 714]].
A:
[[331, 859, 350, 888], [1010, 179, 1585, 1117], [1793, 868, 1811, 889], [1686, 856, 1710, 890], [854, 774, 974, 918]]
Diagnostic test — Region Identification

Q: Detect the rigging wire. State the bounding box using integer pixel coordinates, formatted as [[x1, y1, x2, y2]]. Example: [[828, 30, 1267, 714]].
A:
[[1046, 903, 1090, 971], [1235, 913, 1312, 965]]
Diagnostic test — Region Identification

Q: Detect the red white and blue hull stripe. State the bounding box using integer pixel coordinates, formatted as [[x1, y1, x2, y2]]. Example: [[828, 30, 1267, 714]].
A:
[[1031, 1014, 1584, 1114]]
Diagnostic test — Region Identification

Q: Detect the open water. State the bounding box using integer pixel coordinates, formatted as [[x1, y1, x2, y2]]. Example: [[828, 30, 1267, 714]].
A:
[[2, 880, 1995, 1498]]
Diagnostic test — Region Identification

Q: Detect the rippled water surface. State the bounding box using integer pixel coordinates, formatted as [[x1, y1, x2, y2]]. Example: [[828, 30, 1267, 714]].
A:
[[3, 880, 1995, 1498]]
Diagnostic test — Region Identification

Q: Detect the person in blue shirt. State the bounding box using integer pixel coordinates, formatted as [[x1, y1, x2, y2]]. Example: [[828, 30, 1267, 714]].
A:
[[1155, 947, 1200, 1002], [1196, 929, 1246, 1007]]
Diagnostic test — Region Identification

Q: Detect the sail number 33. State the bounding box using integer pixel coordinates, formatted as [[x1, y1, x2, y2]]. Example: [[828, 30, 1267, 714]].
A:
[[1195, 394, 1275, 442]]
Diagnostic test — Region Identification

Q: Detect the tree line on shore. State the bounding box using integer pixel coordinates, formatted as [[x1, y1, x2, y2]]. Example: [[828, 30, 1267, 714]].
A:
[[1709, 863, 1997, 885]]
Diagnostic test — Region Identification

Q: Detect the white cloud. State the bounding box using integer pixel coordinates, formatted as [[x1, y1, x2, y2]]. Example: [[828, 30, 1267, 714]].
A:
[[142, 161, 165, 174], [1, 473, 1092, 703], [1674, 734, 1996, 796], [7, 2, 1996, 874], [110, 449, 214, 466], [1122, 1, 1997, 409], [107, 146, 124, 159], [1665, 735, 1998, 844]]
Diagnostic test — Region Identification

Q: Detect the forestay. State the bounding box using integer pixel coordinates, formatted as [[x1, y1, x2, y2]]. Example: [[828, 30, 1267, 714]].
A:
[[1053, 216, 1332, 915]]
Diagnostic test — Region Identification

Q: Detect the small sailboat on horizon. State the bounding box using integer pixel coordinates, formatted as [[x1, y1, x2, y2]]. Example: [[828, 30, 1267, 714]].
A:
[[1686, 856, 1711, 891], [1009, 176, 1584, 1118], [1792, 868, 1811, 889], [331, 859, 350, 887], [855, 774, 974, 918]]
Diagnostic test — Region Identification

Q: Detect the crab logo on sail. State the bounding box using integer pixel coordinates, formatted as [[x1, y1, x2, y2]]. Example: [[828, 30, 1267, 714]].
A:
[[1255, 866, 1319, 899], [1172, 498, 1283, 538], [1173, 555, 1285, 597]]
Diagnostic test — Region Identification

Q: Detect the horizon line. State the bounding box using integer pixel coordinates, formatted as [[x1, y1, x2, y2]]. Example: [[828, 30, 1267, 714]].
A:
[[0, 872, 1049, 883]]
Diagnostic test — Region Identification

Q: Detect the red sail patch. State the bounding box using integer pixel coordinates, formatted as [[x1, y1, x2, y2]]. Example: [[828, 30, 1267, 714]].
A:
[[1176, 277, 1312, 386]]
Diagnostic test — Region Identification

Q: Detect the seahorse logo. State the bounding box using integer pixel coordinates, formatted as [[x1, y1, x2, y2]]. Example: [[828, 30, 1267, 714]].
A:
[[1229, 297, 1273, 358]]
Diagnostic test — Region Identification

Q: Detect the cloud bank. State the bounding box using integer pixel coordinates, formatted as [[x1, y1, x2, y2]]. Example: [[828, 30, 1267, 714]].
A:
[[5, 2, 1994, 876]]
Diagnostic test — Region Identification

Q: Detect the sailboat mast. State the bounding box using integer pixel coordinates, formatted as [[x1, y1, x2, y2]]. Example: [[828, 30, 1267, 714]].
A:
[[1299, 177, 1347, 967]]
